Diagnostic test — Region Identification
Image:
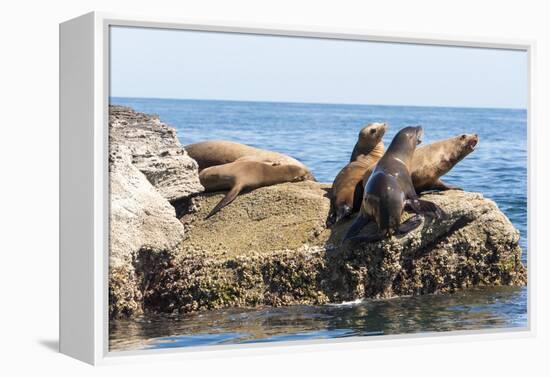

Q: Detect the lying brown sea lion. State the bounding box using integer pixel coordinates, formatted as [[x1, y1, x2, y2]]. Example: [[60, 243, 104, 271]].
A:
[[185, 140, 314, 180], [199, 157, 312, 219]]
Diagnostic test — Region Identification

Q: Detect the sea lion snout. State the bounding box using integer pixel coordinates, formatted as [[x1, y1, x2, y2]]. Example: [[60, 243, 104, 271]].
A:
[[467, 134, 479, 150], [415, 126, 423, 145], [359, 122, 388, 140], [459, 133, 479, 152]]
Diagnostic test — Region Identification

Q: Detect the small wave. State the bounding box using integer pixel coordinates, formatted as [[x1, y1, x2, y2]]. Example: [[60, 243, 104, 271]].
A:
[[327, 298, 365, 307]]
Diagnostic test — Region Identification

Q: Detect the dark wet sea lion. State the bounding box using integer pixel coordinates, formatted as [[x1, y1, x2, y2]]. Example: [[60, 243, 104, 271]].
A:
[[411, 133, 479, 193], [328, 123, 387, 225], [185, 140, 314, 180], [344, 126, 441, 243], [350, 122, 388, 162], [199, 158, 311, 218]]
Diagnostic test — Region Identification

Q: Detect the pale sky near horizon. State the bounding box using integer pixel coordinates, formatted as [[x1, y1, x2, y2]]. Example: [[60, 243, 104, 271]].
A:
[[110, 26, 528, 109]]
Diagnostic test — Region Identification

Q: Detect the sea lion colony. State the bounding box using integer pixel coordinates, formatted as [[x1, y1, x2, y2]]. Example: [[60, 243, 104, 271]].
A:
[[185, 123, 478, 244]]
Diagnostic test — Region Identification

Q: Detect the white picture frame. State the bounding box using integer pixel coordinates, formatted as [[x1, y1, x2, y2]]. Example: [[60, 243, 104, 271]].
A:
[[59, 11, 536, 365]]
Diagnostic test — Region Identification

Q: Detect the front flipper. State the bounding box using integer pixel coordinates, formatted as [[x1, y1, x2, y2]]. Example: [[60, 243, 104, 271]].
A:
[[427, 179, 463, 192], [346, 232, 385, 244], [335, 204, 352, 224], [405, 198, 443, 218], [398, 214, 423, 234], [205, 184, 243, 219], [342, 214, 372, 242]]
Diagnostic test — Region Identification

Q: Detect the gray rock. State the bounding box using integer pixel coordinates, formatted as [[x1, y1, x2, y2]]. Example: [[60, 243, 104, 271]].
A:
[[109, 105, 203, 201], [108, 144, 186, 317], [108, 105, 203, 317]]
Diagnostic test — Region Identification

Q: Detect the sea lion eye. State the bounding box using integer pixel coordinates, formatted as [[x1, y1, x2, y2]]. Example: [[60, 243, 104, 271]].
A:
[[461, 134, 466, 139], [370, 129, 376, 134]]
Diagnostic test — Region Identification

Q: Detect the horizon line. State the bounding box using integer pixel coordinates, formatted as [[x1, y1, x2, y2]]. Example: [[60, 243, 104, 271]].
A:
[[109, 95, 527, 112]]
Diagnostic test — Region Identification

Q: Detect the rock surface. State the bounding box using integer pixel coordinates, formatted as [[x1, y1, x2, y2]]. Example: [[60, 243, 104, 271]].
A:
[[109, 106, 203, 201], [108, 106, 203, 317]]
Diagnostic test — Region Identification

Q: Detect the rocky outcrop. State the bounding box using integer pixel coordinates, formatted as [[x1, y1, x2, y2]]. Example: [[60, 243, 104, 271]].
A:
[[136, 183, 526, 315], [109, 106, 203, 201], [108, 106, 203, 317], [108, 106, 526, 319]]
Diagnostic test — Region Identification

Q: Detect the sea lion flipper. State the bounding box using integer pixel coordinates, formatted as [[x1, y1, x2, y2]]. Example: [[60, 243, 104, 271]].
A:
[[405, 199, 443, 217], [398, 214, 423, 234], [343, 214, 372, 242], [428, 179, 463, 192], [205, 184, 243, 219], [346, 232, 384, 244], [335, 205, 352, 224], [436, 179, 463, 191]]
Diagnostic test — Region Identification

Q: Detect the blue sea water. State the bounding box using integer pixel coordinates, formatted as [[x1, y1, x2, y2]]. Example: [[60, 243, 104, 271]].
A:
[[109, 97, 528, 351]]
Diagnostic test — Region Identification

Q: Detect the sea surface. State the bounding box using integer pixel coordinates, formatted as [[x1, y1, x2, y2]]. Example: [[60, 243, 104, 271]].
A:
[[109, 97, 528, 352]]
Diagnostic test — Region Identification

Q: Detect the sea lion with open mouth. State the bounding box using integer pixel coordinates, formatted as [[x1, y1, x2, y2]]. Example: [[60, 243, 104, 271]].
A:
[[411, 133, 479, 193]]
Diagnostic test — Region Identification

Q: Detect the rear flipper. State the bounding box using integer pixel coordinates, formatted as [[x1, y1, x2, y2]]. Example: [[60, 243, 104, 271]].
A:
[[398, 214, 423, 234], [342, 214, 372, 242], [405, 198, 443, 218], [205, 184, 243, 219]]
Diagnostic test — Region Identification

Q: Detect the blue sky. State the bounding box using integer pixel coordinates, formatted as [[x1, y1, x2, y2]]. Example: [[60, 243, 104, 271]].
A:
[[110, 26, 528, 109]]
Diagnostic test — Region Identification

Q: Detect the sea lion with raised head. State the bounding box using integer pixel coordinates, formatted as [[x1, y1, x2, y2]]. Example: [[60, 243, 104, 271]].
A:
[[349, 122, 388, 162], [344, 126, 442, 244], [328, 123, 387, 225], [411, 133, 479, 193], [361, 133, 479, 193], [199, 158, 311, 219]]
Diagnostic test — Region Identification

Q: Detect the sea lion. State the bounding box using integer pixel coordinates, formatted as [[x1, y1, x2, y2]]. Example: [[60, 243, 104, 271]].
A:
[[344, 126, 441, 243], [328, 123, 387, 225], [199, 158, 311, 218], [350, 122, 388, 162], [185, 140, 314, 180], [411, 133, 479, 193]]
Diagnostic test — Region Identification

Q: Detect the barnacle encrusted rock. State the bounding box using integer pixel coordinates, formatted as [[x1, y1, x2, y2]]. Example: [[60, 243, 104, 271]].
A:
[[132, 184, 526, 316]]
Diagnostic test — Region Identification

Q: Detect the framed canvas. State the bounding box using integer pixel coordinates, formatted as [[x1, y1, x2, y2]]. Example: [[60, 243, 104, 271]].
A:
[[59, 12, 535, 365]]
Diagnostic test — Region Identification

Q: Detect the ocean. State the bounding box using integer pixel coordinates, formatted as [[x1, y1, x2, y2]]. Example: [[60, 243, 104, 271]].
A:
[[109, 97, 528, 351]]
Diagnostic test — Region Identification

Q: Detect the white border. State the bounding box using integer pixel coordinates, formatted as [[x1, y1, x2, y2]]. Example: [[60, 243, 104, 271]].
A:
[[64, 11, 536, 365]]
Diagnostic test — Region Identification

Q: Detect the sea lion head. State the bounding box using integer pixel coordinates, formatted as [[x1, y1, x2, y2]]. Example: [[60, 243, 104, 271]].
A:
[[447, 133, 479, 164], [284, 164, 316, 182], [358, 122, 388, 148], [389, 125, 423, 155]]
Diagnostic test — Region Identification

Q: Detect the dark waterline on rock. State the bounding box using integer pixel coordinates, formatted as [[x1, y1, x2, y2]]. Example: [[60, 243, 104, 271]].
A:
[[110, 286, 527, 351], [109, 98, 528, 351]]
